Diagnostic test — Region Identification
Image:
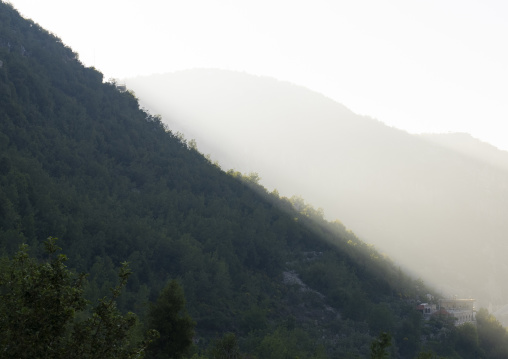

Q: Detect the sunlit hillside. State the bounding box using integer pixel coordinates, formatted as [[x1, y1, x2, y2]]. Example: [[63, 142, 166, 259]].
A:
[[126, 69, 508, 320]]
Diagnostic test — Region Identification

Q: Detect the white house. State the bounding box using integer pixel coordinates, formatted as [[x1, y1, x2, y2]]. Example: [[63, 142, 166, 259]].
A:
[[418, 298, 476, 326]]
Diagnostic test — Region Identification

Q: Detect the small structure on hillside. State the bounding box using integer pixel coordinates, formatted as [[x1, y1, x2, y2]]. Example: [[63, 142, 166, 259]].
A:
[[416, 303, 436, 319], [116, 83, 127, 92], [438, 298, 476, 325], [108, 78, 127, 92], [417, 298, 475, 326]]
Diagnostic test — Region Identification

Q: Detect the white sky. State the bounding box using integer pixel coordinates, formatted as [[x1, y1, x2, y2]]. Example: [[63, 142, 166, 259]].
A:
[[7, 0, 508, 150]]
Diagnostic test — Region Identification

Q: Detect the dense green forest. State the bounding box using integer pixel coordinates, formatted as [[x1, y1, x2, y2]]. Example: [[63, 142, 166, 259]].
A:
[[1, 2, 508, 357]]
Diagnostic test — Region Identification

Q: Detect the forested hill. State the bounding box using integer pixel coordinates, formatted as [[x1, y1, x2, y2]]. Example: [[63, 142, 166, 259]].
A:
[[124, 69, 508, 314], [1, 2, 508, 358]]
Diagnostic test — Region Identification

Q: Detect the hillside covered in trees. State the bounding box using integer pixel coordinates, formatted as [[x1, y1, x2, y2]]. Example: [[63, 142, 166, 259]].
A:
[[124, 69, 508, 314], [1, 2, 508, 358]]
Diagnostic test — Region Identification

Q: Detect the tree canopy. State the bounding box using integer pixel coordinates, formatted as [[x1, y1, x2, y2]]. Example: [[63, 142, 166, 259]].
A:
[[0, 237, 157, 359], [147, 280, 195, 359]]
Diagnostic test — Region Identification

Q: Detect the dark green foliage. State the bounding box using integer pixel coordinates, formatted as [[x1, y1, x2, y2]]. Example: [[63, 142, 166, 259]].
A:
[[1, 2, 507, 357], [207, 333, 241, 359], [395, 310, 422, 358], [413, 351, 443, 359], [476, 308, 508, 358], [253, 326, 328, 359], [453, 323, 482, 359], [0, 237, 156, 359], [0, 238, 87, 358], [147, 280, 195, 359], [370, 332, 392, 359], [415, 310, 508, 359]]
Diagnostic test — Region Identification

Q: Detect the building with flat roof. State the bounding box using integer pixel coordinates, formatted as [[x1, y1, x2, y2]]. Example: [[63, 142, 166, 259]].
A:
[[438, 298, 475, 325], [417, 298, 475, 326]]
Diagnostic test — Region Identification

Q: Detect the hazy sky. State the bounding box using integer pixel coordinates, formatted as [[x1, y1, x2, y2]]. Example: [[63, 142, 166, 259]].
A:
[[7, 0, 508, 150]]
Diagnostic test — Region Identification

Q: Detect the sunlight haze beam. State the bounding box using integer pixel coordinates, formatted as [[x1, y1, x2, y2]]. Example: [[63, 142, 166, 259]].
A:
[[7, 0, 508, 151]]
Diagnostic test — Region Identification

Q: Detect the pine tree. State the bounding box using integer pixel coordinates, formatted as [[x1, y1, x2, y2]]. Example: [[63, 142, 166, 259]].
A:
[[147, 280, 196, 359]]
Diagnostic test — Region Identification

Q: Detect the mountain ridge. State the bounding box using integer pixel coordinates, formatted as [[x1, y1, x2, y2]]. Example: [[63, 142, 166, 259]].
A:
[[420, 132, 508, 172], [0, 3, 437, 357], [3, 2, 508, 357], [125, 68, 508, 317]]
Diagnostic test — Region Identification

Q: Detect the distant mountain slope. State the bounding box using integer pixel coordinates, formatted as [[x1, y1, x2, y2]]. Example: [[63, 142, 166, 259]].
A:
[[126, 69, 508, 315], [420, 132, 508, 171]]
